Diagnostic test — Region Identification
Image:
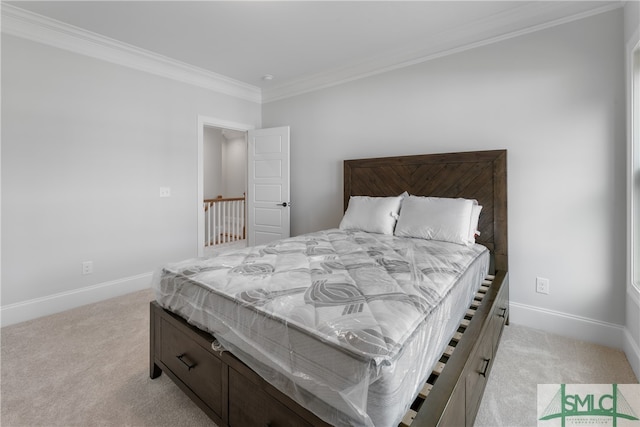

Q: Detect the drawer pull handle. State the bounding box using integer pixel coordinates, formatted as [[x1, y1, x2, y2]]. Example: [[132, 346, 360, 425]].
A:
[[497, 307, 507, 318], [480, 358, 491, 377], [176, 353, 196, 371]]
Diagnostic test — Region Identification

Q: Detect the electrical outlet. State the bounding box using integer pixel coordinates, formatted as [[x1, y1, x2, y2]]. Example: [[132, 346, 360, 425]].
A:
[[82, 261, 93, 275], [536, 277, 550, 294], [159, 187, 171, 197]]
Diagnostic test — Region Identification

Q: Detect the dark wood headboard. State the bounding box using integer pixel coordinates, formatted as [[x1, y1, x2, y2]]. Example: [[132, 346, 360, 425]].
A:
[[344, 150, 508, 271]]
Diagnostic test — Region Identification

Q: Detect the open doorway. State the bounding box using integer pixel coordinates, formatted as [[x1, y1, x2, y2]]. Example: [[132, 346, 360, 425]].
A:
[[202, 126, 248, 256], [203, 127, 246, 201], [197, 117, 291, 256], [197, 116, 254, 257]]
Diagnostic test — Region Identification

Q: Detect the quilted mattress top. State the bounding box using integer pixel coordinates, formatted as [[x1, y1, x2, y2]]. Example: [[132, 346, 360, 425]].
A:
[[160, 229, 487, 363]]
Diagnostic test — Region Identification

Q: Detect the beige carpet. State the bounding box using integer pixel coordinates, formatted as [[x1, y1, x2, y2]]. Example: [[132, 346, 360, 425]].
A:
[[474, 323, 638, 426], [1, 289, 637, 427]]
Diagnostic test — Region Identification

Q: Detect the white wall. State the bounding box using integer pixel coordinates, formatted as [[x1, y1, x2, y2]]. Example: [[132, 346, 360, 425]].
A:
[[263, 10, 628, 348], [203, 127, 224, 200], [624, 0, 640, 379], [1, 34, 260, 324], [222, 135, 247, 198], [203, 128, 246, 199]]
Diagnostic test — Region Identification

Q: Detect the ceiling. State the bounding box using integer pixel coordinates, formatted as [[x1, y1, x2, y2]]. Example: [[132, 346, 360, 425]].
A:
[[4, 1, 623, 102]]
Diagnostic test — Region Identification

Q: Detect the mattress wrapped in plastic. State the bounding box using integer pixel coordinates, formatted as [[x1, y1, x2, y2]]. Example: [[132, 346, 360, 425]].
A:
[[154, 228, 489, 427]]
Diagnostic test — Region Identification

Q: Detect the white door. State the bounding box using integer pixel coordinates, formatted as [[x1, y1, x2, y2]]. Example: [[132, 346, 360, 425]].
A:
[[247, 126, 290, 246]]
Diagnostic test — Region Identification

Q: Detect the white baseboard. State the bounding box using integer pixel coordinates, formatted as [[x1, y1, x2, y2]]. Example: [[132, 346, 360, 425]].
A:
[[0, 272, 153, 327], [624, 328, 640, 381], [625, 286, 640, 380], [509, 301, 626, 350]]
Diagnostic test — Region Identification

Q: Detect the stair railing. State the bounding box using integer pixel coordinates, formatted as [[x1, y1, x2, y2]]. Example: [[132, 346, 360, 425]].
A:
[[203, 194, 246, 246]]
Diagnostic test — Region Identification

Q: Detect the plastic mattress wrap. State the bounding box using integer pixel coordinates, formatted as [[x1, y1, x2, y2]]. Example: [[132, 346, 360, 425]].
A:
[[153, 229, 489, 427]]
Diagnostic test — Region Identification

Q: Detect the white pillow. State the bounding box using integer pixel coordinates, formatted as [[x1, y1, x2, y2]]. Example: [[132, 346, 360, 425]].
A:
[[468, 203, 483, 244], [394, 196, 476, 245], [339, 196, 403, 235]]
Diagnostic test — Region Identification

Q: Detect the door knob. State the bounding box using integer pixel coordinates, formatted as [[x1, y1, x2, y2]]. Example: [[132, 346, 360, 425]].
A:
[[277, 202, 289, 207]]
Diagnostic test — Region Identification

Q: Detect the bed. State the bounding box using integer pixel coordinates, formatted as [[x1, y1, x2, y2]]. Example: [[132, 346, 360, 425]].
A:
[[150, 149, 509, 427]]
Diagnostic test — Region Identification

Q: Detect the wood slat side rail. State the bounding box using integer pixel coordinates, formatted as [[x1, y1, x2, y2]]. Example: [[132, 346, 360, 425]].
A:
[[399, 274, 491, 427], [403, 270, 509, 427]]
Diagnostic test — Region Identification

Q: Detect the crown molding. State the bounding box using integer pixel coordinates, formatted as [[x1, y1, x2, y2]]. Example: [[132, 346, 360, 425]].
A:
[[1, 2, 624, 105], [1, 3, 262, 104], [263, 1, 624, 103]]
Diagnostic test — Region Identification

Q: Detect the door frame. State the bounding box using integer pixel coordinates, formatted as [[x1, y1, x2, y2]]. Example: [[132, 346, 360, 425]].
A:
[[197, 115, 254, 257]]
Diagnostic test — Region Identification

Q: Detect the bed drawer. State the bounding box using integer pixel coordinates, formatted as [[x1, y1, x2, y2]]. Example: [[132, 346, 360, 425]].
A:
[[228, 366, 313, 427], [492, 273, 509, 352], [465, 328, 493, 425], [160, 318, 224, 418], [465, 271, 509, 426]]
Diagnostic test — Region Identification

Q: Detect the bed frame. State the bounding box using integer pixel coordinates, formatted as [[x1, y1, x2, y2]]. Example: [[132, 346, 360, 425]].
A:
[[150, 149, 508, 427]]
